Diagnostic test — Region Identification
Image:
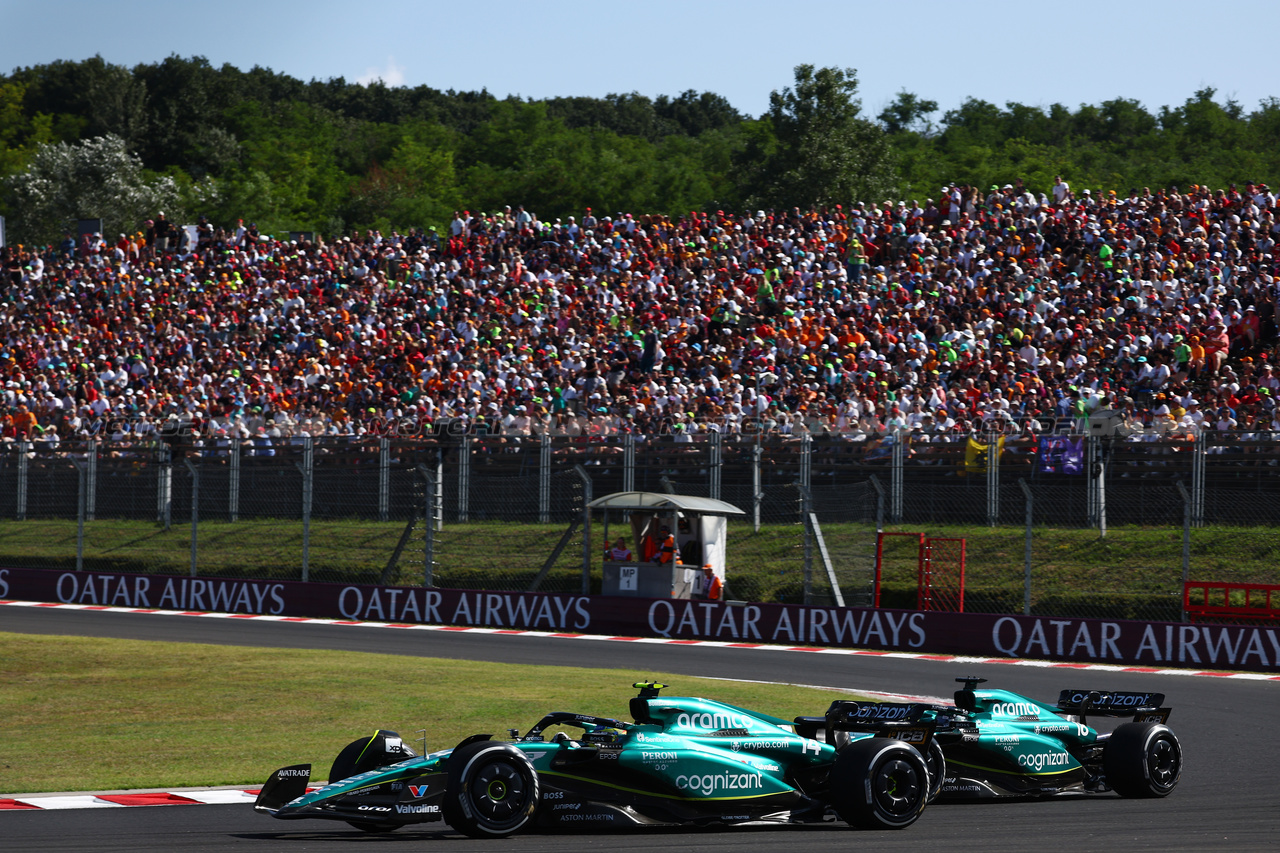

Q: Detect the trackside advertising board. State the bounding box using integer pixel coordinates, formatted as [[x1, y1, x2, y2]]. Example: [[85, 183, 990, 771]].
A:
[[4, 567, 1278, 673]]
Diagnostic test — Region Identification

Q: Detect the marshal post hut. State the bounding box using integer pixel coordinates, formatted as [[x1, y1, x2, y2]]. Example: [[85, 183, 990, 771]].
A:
[[588, 491, 744, 599]]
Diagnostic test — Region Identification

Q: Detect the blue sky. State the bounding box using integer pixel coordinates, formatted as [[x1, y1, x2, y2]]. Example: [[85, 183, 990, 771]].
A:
[[4, 0, 1276, 121]]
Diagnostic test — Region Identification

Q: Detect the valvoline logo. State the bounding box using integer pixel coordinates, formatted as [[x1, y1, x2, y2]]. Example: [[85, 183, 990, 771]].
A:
[[408, 785, 430, 798]]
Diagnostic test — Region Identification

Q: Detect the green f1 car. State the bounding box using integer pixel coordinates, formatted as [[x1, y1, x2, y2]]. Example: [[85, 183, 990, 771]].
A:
[[926, 678, 1182, 800], [255, 682, 938, 837]]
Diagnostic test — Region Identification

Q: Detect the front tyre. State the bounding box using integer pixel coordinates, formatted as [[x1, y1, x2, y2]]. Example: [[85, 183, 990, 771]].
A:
[[831, 737, 929, 830], [444, 741, 539, 838], [923, 739, 946, 804], [1104, 722, 1181, 798]]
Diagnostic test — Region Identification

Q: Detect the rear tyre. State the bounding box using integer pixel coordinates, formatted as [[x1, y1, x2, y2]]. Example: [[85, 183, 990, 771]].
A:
[[443, 741, 539, 838], [830, 737, 929, 830], [1104, 722, 1181, 798]]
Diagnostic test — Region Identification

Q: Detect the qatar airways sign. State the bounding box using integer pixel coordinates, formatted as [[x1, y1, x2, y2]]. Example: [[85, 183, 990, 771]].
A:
[[3, 568, 1277, 672]]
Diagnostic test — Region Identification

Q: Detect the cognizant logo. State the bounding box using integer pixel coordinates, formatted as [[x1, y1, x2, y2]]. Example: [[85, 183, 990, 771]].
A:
[[1017, 752, 1071, 771], [676, 712, 751, 730], [676, 773, 763, 795]]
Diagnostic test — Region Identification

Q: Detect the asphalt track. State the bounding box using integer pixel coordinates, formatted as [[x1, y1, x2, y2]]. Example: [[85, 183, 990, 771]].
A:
[[4, 606, 1278, 852]]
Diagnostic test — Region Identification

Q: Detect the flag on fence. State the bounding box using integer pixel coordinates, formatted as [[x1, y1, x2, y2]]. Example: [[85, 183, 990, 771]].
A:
[[1037, 436, 1084, 475], [962, 436, 1004, 475]]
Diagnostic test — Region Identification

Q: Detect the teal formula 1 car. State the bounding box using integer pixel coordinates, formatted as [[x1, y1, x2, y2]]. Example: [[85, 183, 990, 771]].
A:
[[925, 678, 1182, 800], [254, 682, 938, 837]]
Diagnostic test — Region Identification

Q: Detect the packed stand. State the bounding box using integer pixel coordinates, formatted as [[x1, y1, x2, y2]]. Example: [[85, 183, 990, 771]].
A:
[[2, 180, 1279, 457]]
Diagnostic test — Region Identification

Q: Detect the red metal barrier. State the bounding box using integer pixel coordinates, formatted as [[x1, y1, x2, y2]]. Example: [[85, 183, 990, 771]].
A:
[[1184, 581, 1280, 623], [922, 537, 966, 613], [874, 532, 924, 608]]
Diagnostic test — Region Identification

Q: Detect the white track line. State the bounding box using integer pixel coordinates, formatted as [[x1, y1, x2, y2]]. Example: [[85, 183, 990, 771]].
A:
[[4, 598, 1277, 683]]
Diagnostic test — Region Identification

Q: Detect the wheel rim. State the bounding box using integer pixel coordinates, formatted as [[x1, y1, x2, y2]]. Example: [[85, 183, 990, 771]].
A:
[[468, 759, 529, 823], [873, 758, 922, 816], [1147, 736, 1179, 789]]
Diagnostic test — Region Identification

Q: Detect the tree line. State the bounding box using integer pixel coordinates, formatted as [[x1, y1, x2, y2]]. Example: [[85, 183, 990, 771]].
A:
[[1, 54, 1278, 244]]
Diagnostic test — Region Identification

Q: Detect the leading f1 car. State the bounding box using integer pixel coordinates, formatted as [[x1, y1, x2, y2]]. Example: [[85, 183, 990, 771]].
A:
[[925, 677, 1182, 800], [255, 682, 939, 837]]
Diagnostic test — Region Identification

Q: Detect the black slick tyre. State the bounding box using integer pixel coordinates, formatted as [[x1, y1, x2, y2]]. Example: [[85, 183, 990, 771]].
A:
[[830, 737, 929, 830], [444, 741, 539, 838], [1104, 721, 1181, 798], [923, 739, 946, 803]]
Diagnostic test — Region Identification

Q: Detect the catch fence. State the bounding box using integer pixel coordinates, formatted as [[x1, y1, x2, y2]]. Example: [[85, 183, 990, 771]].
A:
[[2, 431, 1279, 622]]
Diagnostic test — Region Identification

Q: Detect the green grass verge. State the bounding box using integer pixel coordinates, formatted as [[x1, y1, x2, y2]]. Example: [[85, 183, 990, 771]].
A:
[[0, 632, 864, 795]]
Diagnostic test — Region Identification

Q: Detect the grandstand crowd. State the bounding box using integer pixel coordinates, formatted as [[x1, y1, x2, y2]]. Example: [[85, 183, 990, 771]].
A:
[[2, 177, 1280, 450]]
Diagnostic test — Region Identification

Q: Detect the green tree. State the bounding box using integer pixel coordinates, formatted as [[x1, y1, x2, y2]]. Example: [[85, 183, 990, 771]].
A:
[[879, 90, 939, 136], [747, 65, 896, 209], [5, 134, 179, 245]]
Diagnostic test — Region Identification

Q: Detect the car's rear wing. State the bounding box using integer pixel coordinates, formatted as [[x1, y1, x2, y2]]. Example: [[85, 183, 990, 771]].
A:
[[1055, 690, 1171, 724], [794, 701, 937, 747]]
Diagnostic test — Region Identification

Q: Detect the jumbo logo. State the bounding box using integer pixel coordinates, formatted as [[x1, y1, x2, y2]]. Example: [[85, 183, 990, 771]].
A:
[[991, 702, 1040, 718], [1018, 752, 1071, 771], [676, 711, 751, 730]]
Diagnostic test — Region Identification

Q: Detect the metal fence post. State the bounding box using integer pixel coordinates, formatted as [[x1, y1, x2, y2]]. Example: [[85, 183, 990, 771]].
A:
[[157, 443, 172, 531], [573, 465, 592, 594], [799, 433, 811, 496], [539, 433, 551, 524], [458, 434, 471, 523], [418, 463, 436, 587], [800, 484, 813, 605], [869, 475, 886, 533], [86, 440, 98, 521], [71, 457, 86, 571], [709, 430, 722, 501], [1087, 435, 1107, 536], [890, 428, 903, 524], [378, 437, 390, 523], [1191, 433, 1205, 526], [987, 431, 1001, 527], [752, 444, 763, 533], [298, 437, 314, 582], [1176, 480, 1192, 622], [1019, 478, 1033, 615], [622, 434, 635, 494], [184, 459, 199, 577], [16, 440, 28, 520], [433, 450, 444, 532], [229, 439, 240, 522]]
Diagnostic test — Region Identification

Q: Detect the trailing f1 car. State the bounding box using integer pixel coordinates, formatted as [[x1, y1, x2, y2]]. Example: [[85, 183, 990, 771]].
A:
[[255, 682, 938, 837], [923, 678, 1182, 800]]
